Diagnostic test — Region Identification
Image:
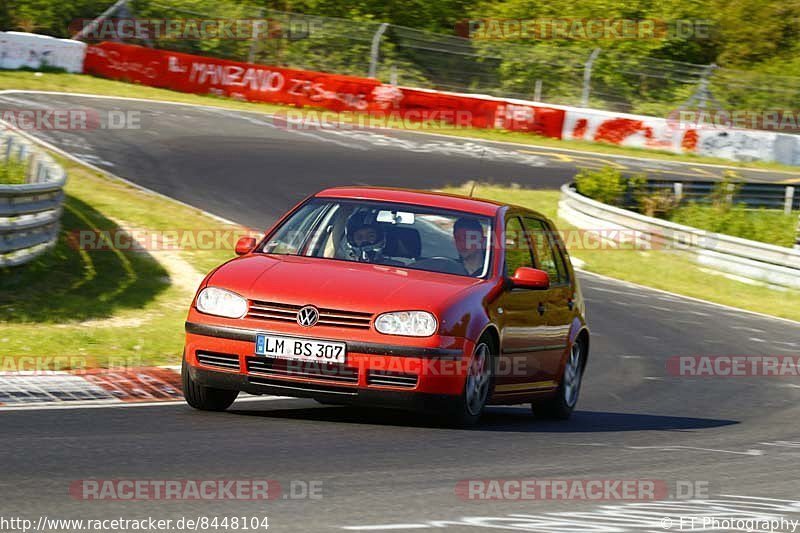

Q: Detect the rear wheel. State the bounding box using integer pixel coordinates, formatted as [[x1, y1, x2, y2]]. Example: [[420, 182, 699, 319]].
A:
[[182, 358, 239, 411], [450, 336, 495, 427], [532, 338, 584, 420]]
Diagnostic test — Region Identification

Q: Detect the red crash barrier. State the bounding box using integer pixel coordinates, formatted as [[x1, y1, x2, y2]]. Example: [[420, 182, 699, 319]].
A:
[[83, 42, 565, 137], [391, 87, 499, 130], [83, 42, 379, 112]]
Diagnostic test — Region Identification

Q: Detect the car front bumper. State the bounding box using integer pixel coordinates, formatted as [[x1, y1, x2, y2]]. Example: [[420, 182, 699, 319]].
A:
[[184, 321, 474, 405], [186, 364, 459, 412]]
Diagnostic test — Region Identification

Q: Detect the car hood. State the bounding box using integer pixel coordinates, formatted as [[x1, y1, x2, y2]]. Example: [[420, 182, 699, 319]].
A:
[[207, 254, 483, 314]]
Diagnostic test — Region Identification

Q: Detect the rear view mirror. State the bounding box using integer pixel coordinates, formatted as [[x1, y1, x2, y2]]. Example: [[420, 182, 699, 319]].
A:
[[376, 210, 415, 225], [235, 236, 257, 255], [511, 267, 550, 290]]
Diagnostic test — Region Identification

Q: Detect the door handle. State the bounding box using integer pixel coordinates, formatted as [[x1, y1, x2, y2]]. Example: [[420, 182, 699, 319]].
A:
[[537, 302, 546, 316]]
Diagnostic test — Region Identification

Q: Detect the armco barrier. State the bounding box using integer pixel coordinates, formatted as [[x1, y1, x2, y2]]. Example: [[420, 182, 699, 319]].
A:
[[558, 183, 800, 289], [644, 180, 799, 212], [0, 130, 67, 267], [0, 32, 87, 72]]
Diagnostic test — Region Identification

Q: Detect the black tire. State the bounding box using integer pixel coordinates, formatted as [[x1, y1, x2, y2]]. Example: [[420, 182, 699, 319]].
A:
[[532, 337, 585, 420], [181, 359, 239, 411], [448, 334, 496, 428]]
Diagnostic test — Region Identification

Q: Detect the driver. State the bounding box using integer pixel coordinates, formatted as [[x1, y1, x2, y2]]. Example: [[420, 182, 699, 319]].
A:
[[345, 212, 387, 263], [454, 217, 486, 276]]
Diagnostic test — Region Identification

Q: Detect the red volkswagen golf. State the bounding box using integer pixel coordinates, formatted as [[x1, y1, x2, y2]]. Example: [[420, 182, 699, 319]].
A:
[[183, 187, 589, 426]]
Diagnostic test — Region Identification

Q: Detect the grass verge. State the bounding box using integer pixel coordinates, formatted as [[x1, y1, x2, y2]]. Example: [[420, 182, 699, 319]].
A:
[[442, 184, 800, 323], [0, 155, 242, 368], [668, 204, 797, 248], [3, 70, 800, 174]]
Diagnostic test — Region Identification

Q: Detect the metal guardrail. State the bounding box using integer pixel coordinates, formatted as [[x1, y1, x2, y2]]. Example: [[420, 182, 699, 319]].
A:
[[0, 130, 66, 267], [641, 179, 799, 212], [558, 183, 800, 289]]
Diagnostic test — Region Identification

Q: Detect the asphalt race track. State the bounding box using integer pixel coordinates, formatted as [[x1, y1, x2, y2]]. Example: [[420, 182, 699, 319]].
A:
[[2, 92, 800, 532]]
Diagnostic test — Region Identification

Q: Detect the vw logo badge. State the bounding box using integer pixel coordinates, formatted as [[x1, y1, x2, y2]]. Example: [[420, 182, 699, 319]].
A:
[[297, 306, 320, 327]]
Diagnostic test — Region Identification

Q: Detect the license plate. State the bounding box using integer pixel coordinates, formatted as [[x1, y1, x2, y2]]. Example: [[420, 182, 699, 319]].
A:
[[255, 334, 346, 364]]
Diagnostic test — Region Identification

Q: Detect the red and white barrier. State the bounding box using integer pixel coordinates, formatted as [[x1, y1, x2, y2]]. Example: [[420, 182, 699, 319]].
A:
[[0, 36, 788, 165], [561, 107, 686, 153], [82, 42, 566, 137]]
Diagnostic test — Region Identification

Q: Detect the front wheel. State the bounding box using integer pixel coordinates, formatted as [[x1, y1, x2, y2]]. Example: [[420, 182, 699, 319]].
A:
[[182, 359, 239, 411], [449, 337, 495, 427], [532, 338, 585, 420]]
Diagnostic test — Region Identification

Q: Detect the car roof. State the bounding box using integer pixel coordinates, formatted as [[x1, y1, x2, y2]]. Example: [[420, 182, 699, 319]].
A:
[[315, 186, 505, 217]]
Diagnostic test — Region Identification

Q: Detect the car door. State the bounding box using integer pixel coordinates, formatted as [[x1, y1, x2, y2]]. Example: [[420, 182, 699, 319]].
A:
[[494, 214, 554, 395], [522, 216, 573, 381]]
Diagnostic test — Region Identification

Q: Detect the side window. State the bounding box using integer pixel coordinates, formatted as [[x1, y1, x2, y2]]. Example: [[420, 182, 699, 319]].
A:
[[504, 216, 534, 276], [524, 217, 568, 284]]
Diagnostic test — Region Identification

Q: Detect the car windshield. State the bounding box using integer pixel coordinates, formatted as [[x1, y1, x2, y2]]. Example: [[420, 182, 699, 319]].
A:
[[262, 198, 493, 278]]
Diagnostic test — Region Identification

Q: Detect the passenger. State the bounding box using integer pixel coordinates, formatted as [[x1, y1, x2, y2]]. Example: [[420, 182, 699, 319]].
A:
[[453, 217, 486, 276]]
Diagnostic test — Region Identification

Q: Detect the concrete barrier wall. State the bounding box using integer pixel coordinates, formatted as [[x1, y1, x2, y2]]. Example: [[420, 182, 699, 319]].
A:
[[693, 128, 778, 162], [0, 32, 87, 73], [560, 107, 686, 153]]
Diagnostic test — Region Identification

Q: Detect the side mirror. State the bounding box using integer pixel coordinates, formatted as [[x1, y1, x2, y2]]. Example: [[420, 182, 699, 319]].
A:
[[235, 236, 257, 256], [511, 267, 550, 290]]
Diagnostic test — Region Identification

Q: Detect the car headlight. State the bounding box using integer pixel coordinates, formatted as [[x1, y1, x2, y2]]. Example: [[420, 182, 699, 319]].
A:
[[195, 287, 248, 319], [375, 311, 437, 337]]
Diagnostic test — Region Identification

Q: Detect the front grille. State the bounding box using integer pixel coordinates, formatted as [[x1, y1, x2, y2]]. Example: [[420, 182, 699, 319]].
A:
[[247, 300, 372, 329], [366, 370, 418, 388], [246, 357, 359, 384], [196, 351, 240, 371]]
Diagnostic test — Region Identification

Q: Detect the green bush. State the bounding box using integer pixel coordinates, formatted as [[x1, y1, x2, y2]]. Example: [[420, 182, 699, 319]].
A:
[[574, 166, 652, 209], [574, 166, 627, 205]]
